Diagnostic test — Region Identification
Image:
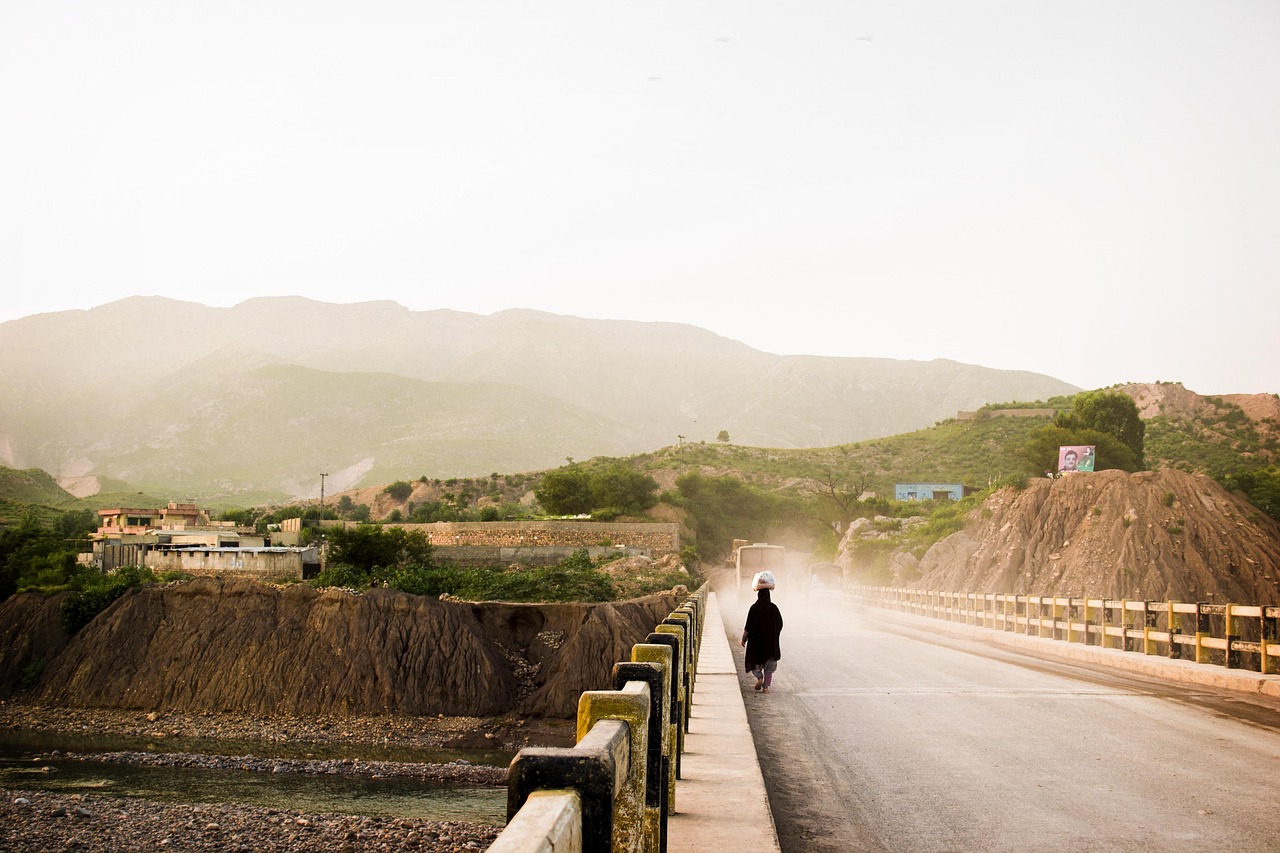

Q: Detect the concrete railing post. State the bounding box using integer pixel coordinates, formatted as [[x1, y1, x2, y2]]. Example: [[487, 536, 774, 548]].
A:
[[492, 584, 707, 853], [487, 790, 583, 853], [579, 683, 651, 853], [507, 719, 632, 853], [654, 623, 688, 739], [660, 615, 693, 730], [612, 662, 667, 853], [632, 640, 676, 823]]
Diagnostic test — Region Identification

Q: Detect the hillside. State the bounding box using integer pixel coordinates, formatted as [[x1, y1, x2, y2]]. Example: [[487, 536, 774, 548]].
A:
[[850, 469, 1280, 603], [1118, 382, 1280, 473], [0, 297, 1079, 503]]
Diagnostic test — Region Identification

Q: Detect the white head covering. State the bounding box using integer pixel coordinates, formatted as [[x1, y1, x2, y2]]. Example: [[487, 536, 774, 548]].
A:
[[751, 570, 777, 590]]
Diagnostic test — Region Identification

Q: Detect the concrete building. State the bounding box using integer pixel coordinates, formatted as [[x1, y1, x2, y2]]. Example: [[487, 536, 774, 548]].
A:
[[894, 483, 978, 502]]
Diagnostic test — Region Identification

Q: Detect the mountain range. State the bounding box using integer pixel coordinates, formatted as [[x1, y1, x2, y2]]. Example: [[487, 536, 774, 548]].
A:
[[0, 297, 1081, 504]]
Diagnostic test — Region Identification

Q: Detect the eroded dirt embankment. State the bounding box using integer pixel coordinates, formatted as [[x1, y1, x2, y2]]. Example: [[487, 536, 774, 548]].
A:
[[0, 577, 681, 718], [907, 468, 1280, 602]]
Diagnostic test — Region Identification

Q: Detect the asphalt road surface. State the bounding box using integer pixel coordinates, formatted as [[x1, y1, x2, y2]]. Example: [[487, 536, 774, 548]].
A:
[[722, 591, 1280, 853]]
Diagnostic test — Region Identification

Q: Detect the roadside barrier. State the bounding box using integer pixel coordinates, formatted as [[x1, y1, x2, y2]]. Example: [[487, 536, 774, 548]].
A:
[[489, 584, 707, 853], [848, 586, 1280, 675]]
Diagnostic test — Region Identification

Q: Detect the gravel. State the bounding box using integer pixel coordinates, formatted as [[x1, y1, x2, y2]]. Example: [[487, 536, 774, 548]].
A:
[[0, 701, 578, 852], [1, 791, 501, 852]]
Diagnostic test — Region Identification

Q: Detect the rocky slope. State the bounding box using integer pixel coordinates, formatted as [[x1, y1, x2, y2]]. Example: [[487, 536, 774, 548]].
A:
[[1, 577, 681, 717], [846, 469, 1280, 603]]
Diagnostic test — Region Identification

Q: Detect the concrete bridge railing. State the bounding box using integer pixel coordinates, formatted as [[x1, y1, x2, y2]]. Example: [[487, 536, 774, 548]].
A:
[[488, 583, 707, 853], [849, 585, 1280, 675]]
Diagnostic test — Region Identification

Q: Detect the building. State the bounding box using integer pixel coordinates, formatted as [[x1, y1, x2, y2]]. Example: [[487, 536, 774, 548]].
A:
[[139, 545, 321, 581], [91, 501, 316, 580], [894, 483, 978, 502], [96, 501, 224, 536]]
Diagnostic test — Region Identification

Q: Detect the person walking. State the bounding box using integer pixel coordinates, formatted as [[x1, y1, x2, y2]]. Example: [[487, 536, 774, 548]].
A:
[[741, 570, 783, 693]]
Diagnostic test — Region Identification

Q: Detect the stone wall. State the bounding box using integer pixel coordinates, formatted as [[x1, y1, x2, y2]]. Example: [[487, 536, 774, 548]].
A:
[[956, 408, 1056, 421], [433, 545, 653, 568], [320, 520, 680, 554]]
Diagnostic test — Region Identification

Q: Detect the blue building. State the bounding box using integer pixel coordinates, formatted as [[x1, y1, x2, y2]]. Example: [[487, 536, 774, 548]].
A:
[[894, 483, 976, 502]]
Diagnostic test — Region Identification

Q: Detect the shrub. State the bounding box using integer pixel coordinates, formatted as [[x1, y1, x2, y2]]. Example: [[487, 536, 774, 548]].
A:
[[20, 659, 45, 689], [60, 565, 157, 634], [384, 481, 414, 502], [310, 563, 374, 590]]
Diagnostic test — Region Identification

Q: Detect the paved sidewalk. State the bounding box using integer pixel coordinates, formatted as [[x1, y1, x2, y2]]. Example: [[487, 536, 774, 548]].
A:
[[668, 591, 781, 853]]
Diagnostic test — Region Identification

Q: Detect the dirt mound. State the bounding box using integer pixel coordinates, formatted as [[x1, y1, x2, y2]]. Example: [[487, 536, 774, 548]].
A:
[[0, 591, 73, 697], [906, 469, 1280, 602], [3, 578, 680, 717]]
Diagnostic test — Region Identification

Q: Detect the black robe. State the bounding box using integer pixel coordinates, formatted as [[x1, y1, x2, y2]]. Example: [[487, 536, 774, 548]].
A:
[[743, 588, 783, 671]]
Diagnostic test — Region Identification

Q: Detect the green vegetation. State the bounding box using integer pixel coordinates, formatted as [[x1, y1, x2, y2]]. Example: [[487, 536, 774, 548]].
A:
[[324, 523, 434, 574], [59, 565, 159, 634], [383, 481, 414, 501], [840, 485, 1009, 585], [0, 509, 98, 602], [1022, 390, 1145, 474], [310, 523, 680, 602], [535, 462, 658, 517], [1217, 468, 1280, 522], [0, 508, 167, 633], [1146, 399, 1279, 476], [5, 385, 1278, 584]]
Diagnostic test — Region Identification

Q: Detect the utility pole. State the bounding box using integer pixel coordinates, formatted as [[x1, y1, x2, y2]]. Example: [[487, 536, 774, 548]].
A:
[[320, 473, 328, 512]]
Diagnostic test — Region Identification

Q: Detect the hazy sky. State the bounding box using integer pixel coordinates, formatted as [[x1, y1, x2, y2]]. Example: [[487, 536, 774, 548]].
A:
[[3, 1, 1277, 394]]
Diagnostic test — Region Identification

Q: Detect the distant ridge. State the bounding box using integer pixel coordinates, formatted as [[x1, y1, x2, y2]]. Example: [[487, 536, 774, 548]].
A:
[[0, 297, 1080, 502]]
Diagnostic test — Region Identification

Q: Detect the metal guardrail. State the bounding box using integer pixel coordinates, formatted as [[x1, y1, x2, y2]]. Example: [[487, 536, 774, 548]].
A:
[[489, 584, 707, 853], [848, 586, 1280, 675]]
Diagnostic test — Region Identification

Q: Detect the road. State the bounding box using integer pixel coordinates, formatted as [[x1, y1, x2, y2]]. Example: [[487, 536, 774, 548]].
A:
[[720, 590, 1280, 853]]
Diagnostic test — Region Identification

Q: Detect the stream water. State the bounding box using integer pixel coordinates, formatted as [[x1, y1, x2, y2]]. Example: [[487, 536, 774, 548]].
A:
[[0, 730, 512, 823]]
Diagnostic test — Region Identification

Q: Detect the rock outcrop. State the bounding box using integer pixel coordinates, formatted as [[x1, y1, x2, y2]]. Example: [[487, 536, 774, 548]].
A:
[[2, 577, 680, 717], [901, 469, 1280, 602]]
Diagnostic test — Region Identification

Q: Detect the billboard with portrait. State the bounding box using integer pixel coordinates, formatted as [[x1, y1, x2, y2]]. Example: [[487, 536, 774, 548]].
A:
[[1057, 445, 1095, 473]]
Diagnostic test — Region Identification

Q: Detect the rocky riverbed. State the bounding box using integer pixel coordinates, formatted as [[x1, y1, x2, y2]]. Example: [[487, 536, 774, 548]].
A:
[[0, 701, 577, 852]]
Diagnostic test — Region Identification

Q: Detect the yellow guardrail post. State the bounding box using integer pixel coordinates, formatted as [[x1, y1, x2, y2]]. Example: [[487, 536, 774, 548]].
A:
[[578, 683, 650, 853], [1194, 602, 1208, 664], [1120, 600, 1130, 651], [655, 621, 689, 742], [1225, 604, 1240, 669], [612, 661, 666, 853], [662, 612, 695, 715], [634, 638, 678, 816], [1262, 606, 1278, 675]]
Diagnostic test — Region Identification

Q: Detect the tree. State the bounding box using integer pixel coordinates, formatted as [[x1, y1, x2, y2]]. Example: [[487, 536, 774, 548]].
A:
[[674, 472, 781, 559], [535, 466, 595, 515], [1218, 468, 1280, 521], [0, 511, 87, 602], [384, 481, 414, 502], [589, 463, 659, 514], [804, 460, 871, 531], [1021, 425, 1140, 476], [1054, 390, 1145, 469], [717, 430, 731, 444], [325, 523, 433, 576]]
